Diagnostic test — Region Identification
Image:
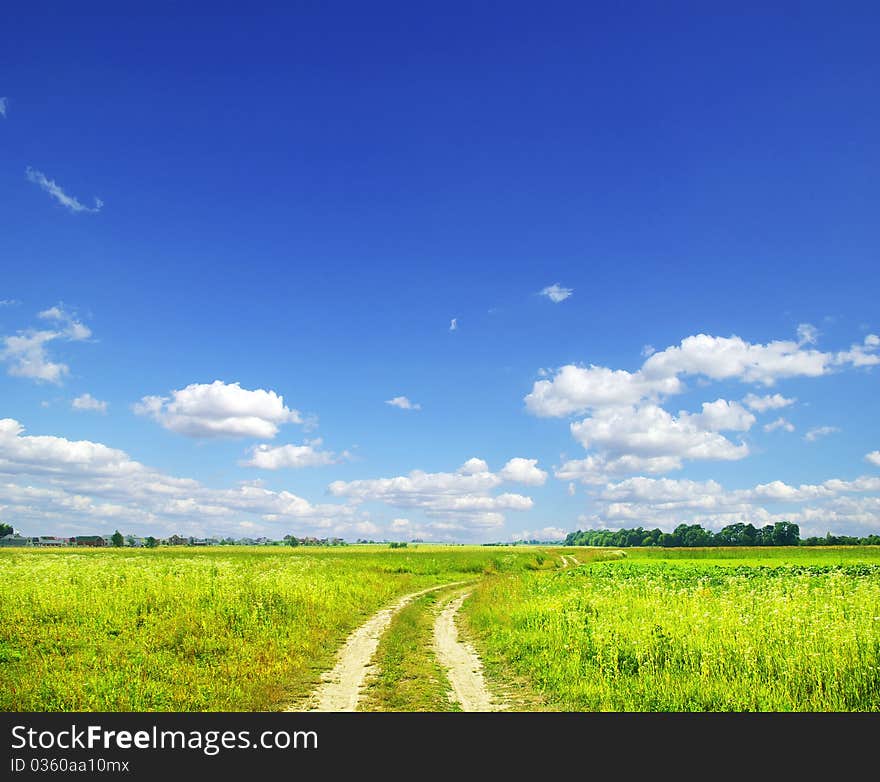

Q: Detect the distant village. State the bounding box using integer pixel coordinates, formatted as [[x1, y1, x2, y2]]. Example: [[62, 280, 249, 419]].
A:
[[0, 530, 348, 548]]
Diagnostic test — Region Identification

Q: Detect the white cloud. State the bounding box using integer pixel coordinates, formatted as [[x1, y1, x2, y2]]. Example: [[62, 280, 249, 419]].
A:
[[511, 526, 568, 541], [833, 335, 880, 368], [458, 457, 490, 475], [764, 417, 795, 433], [804, 426, 840, 442], [687, 399, 755, 432], [796, 323, 819, 345], [498, 457, 548, 486], [539, 283, 573, 303], [133, 380, 302, 439], [327, 457, 537, 529], [1, 306, 92, 384], [25, 167, 103, 214], [385, 395, 421, 411], [641, 344, 656, 358], [556, 453, 684, 484], [2, 330, 69, 383], [244, 439, 348, 469], [0, 97, 6, 117], [641, 333, 832, 386], [72, 393, 108, 414], [743, 393, 796, 412], [866, 451, 880, 467], [37, 305, 92, 341], [449, 318, 457, 331], [0, 418, 360, 538], [587, 474, 880, 537], [570, 404, 750, 462], [525, 365, 682, 417], [528, 327, 877, 483], [528, 328, 878, 419], [0, 300, 20, 307]]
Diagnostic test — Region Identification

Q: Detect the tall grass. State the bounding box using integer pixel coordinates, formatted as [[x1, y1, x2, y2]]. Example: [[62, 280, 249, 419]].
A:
[[0, 545, 541, 711], [465, 549, 880, 711]]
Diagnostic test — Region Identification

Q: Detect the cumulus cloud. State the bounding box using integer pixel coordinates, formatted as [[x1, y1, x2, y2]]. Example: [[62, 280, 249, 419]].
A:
[[244, 439, 348, 469], [527, 326, 877, 482], [764, 417, 795, 433], [641, 333, 832, 385], [687, 399, 755, 432], [529, 329, 878, 419], [539, 283, 573, 303], [498, 457, 548, 486], [25, 167, 103, 214], [556, 453, 684, 484], [587, 474, 880, 537], [1, 306, 92, 383], [133, 381, 302, 439], [525, 365, 682, 417], [804, 426, 840, 442], [866, 451, 880, 467], [743, 393, 796, 412], [72, 393, 107, 413], [385, 396, 421, 411], [0, 418, 360, 538], [328, 457, 539, 529], [570, 404, 750, 462]]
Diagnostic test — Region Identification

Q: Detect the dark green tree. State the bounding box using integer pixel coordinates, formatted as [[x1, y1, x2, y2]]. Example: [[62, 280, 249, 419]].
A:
[[110, 530, 124, 547], [144, 536, 158, 548], [0, 522, 13, 537]]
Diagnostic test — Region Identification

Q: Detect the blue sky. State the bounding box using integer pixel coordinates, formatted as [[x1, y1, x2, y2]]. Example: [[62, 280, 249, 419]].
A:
[[2, 2, 879, 542]]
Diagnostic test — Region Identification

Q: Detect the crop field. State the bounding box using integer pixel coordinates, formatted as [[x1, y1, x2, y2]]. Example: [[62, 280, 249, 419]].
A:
[[2, 544, 879, 712], [465, 546, 880, 711]]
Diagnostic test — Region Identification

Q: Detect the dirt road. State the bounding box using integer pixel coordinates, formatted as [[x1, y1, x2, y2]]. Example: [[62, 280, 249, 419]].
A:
[[433, 592, 503, 712], [298, 581, 469, 712]]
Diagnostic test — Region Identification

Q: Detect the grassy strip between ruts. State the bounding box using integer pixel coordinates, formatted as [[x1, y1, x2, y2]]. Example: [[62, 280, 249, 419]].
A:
[[358, 588, 463, 712]]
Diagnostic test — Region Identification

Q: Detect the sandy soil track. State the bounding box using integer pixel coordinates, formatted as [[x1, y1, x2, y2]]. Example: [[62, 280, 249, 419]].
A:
[[297, 581, 469, 712], [433, 592, 504, 712]]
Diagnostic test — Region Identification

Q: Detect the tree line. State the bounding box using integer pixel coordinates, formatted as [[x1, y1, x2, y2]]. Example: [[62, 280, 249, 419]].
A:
[[565, 522, 880, 548]]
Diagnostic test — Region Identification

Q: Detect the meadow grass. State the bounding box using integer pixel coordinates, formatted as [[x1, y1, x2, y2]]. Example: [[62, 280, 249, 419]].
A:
[[464, 547, 880, 711], [0, 545, 542, 711]]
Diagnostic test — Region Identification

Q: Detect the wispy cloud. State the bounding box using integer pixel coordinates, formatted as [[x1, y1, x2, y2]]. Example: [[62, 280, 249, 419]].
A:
[[1, 305, 92, 384], [539, 283, 573, 303], [804, 426, 840, 442], [0, 299, 20, 307], [72, 393, 108, 414], [449, 318, 458, 332], [25, 167, 103, 214], [0, 98, 7, 118], [385, 395, 421, 411], [764, 417, 795, 433]]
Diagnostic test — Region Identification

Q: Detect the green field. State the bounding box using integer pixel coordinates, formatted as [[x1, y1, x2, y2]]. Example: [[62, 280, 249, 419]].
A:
[[465, 546, 880, 711], [0, 545, 544, 711], [2, 545, 879, 712]]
